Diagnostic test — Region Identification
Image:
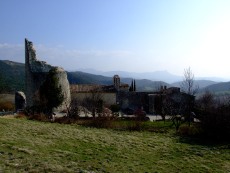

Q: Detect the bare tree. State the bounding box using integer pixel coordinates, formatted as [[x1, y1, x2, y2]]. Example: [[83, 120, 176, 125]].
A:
[[181, 67, 198, 126], [66, 98, 80, 119], [82, 89, 103, 118], [181, 67, 199, 95]]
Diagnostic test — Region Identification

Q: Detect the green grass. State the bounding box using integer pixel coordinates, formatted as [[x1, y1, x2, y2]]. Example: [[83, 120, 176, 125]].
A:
[[0, 117, 229, 173], [0, 94, 15, 111]]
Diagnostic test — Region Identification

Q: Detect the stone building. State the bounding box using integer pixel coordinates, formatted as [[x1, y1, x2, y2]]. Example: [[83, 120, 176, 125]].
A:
[[113, 75, 129, 92], [25, 39, 71, 111], [148, 86, 194, 115], [113, 75, 120, 90]]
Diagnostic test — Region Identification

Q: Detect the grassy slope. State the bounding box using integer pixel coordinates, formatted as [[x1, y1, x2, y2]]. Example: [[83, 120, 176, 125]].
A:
[[0, 117, 229, 173], [0, 94, 14, 103]]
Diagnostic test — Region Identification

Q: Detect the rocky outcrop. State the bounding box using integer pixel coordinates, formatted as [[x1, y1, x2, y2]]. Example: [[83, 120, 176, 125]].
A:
[[25, 39, 71, 112], [15, 91, 26, 111], [52, 67, 71, 111]]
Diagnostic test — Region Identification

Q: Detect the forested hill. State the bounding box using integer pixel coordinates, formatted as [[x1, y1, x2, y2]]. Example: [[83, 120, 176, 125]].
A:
[[67, 71, 112, 85], [0, 60, 25, 93], [201, 81, 230, 94]]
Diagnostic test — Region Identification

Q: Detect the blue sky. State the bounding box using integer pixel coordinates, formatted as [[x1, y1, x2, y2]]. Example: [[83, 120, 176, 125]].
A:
[[0, 0, 230, 79]]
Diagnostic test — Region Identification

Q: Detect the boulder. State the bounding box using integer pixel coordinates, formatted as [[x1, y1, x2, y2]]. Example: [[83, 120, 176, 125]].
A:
[[15, 91, 26, 111]]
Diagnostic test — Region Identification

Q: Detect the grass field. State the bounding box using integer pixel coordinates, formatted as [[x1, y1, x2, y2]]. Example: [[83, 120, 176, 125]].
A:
[[0, 117, 229, 173], [0, 94, 14, 111]]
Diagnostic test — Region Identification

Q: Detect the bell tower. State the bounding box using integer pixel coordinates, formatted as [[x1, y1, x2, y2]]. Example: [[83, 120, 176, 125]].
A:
[[113, 75, 120, 91]]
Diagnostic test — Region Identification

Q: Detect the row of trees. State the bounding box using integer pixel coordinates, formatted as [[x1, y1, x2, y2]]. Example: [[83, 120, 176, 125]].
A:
[[129, 79, 136, 91], [196, 91, 230, 139]]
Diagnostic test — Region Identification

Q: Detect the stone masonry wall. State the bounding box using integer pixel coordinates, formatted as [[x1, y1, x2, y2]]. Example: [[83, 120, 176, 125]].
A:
[[25, 39, 71, 111]]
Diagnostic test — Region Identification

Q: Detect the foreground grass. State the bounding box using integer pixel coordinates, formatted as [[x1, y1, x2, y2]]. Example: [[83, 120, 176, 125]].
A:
[[0, 117, 229, 173]]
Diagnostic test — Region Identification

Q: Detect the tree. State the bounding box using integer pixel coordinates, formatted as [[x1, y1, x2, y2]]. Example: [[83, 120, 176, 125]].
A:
[[196, 91, 230, 140], [133, 79, 136, 91], [181, 67, 198, 126], [39, 68, 64, 115], [66, 98, 80, 119], [129, 79, 136, 92], [0, 73, 8, 93], [129, 80, 133, 91], [82, 89, 103, 118], [181, 67, 198, 95]]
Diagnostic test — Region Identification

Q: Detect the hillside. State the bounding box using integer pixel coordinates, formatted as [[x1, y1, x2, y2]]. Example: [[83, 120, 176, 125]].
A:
[[67, 71, 112, 85], [171, 80, 218, 89], [202, 81, 230, 94], [0, 117, 229, 172], [0, 60, 25, 93], [68, 71, 170, 92]]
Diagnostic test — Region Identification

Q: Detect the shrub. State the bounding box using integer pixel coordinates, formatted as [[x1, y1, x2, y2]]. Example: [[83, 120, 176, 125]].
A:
[[110, 104, 120, 114], [39, 68, 64, 115], [27, 113, 49, 122], [198, 106, 230, 140], [178, 124, 201, 137], [195, 92, 230, 141]]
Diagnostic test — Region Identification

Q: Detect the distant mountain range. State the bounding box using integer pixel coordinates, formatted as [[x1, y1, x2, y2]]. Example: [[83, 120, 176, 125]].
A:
[[0, 60, 229, 94], [77, 68, 227, 83], [76, 68, 182, 83]]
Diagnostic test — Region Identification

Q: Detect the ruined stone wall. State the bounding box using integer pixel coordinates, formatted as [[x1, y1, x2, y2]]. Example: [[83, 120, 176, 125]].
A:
[[70, 84, 104, 93], [25, 39, 70, 111], [72, 92, 116, 106], [117, 91, 154, 112]]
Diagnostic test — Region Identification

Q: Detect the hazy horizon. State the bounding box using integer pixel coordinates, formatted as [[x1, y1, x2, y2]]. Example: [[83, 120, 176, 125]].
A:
[[1, 0, 230, 79]]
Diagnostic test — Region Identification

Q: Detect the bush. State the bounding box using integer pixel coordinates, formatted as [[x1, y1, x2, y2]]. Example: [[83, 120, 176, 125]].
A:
[[28, 113, 49, 121], [89, 117, 114, 128], [198, 106, 230, 140], [178, 124, 201, 137], [39, 68, 64, 114], [195, 92, 230, 141]]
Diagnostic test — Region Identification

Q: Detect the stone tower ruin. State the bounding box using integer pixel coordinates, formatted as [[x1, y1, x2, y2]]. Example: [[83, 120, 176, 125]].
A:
[[25, 39, 71, 111], [113, 75, 120, 91]]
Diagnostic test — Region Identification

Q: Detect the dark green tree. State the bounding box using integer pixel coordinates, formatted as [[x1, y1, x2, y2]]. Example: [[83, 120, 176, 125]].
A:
[[129, 79, 136, 92], [129, 80, 133, 91], [39, 68, 64, 115], [133, 79, 136, 91]]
